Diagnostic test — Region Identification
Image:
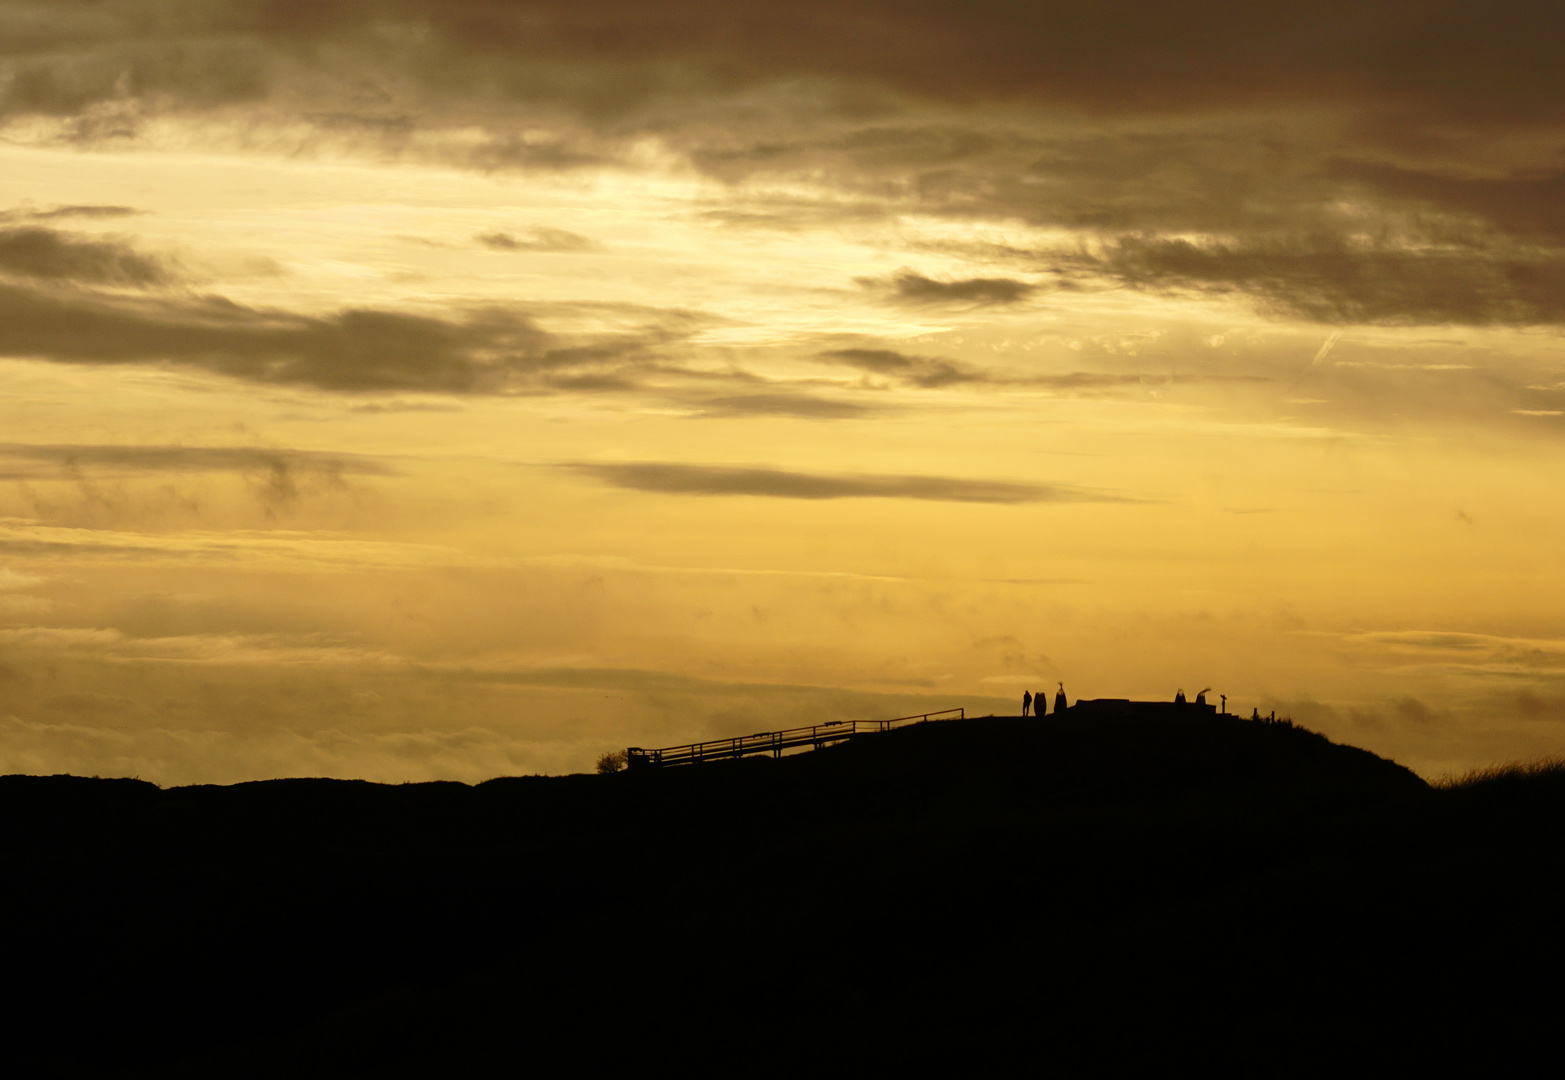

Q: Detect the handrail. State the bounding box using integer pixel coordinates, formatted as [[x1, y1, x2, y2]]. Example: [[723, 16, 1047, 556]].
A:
[[625, 708, 964, 768]]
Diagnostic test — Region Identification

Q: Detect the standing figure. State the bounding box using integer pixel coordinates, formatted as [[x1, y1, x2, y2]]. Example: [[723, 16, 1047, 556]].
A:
[[1054, 683, 1067, 715], [1022, 690, 1032, 717], [1035, 690, 1047, 718]]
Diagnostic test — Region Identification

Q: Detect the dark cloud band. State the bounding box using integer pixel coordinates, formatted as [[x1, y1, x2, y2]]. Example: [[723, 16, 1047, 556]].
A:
[[0, 283, 695, 393], [565, 461, 1129, 503], [0, 227, 170, 287], [4, 2, 1558, 125], [860, 271, 1036, 306]]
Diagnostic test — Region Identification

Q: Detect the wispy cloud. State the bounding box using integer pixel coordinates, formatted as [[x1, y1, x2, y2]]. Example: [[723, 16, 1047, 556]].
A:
[[690, 392, 878, 419], [1344, 629, 1565, 676], [0, 205, 143, 221], [0, 443, 397, 477], [819, 348, 983, 388], [814, 348, 1258, 394], [0, 519, 496, 571], [477, 227, 594, 252]]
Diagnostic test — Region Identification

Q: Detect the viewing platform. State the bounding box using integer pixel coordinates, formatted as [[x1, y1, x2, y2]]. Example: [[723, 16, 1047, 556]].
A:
[[625, 693, 1226, 769], [1069, 698, 1219, 718]]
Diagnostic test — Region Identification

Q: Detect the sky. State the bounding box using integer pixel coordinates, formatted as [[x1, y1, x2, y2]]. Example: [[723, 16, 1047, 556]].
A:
[[2, 1, 1564, 783]]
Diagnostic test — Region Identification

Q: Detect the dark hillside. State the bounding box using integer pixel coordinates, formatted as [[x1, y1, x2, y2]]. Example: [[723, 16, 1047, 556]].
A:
[[2, 716, 1560, 1072]]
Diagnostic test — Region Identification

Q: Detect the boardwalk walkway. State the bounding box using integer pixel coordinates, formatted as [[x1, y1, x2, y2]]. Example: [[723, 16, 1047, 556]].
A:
[[626, 708, 964, 768]]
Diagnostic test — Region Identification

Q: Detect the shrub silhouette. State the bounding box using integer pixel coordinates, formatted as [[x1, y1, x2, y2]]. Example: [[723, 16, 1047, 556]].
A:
[[596, 750, 627, 774]]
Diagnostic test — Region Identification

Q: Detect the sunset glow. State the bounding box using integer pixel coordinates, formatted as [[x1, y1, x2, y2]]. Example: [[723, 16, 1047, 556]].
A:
[[3, 1, 1564, 781]]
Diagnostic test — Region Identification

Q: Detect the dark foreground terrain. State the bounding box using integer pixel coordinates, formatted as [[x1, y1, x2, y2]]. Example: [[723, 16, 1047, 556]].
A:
[[5, 714, 1564, 1072]]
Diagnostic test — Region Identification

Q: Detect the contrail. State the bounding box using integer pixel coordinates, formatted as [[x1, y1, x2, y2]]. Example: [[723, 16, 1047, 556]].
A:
[[1311, 330, 1344, 365], [1289, 330, 1343, 390]]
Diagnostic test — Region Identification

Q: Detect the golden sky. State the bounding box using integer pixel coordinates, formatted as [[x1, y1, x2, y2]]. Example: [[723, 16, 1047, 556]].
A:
[[2, 1, 1564, 782]]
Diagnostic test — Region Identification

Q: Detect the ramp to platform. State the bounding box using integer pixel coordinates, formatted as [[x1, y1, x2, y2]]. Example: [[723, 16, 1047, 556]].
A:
[[626, 708, 965, 768]]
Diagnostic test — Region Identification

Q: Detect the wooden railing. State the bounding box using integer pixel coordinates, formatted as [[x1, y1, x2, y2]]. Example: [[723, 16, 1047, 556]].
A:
[[625, 708, 965, 769]]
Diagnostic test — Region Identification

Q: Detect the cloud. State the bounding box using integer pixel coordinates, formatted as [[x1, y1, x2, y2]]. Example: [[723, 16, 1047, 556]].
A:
[[462, 133, 611, 170], [0, 520, 491, 571], [0, 443, 397, 479], [306, 111, 416, 137], [819, 348, 983, 388], [1343, 629, 1565, 677], [0, 205, 142, 221], [1021, 371, 1167, 390], [477, 227, 594, 252], [815, 348, 1255, 394], [0, 227, 171, 287], [1330, 160, 1565, 244], [0, 567, 45, 591], [0, 446, 392, 525], [684, 123, 1565, 331], [691, 392, 877, 419], [346, 400, 466, 415], [0, 626, 123, 648], [0, 282, 540, 390], [42, 692, 136, 716], [1, 4, 1559, 339], [865, 270, 1037, 306], [0, 36, 269, 121], [0, 282, 688, 393], [1084, 235, 1565, 325], [565, 461, 1129, 503], [3, 4, 1563, 345], [697, 199, 893, 231], [2, 4, 1560, 221], [6, 1, 1552, 126]]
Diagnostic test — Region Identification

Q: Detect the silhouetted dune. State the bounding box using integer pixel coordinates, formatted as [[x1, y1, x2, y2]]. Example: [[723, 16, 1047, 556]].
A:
[[761, 712, 1427, 810], [2, 717, 1560, 1073]]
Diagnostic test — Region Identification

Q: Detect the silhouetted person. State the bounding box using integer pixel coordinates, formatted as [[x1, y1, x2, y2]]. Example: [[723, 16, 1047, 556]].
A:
[[1252, 707, 1260, 720], [1022, 691, 1032, 717], [1035, 690, 1047, 718], [1054, 682, 1066, 715], [1175, 689, 1186, 706]]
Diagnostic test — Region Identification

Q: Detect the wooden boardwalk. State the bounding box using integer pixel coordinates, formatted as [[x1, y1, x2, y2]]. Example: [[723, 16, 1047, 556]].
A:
[[625, 708, 965, 768]]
